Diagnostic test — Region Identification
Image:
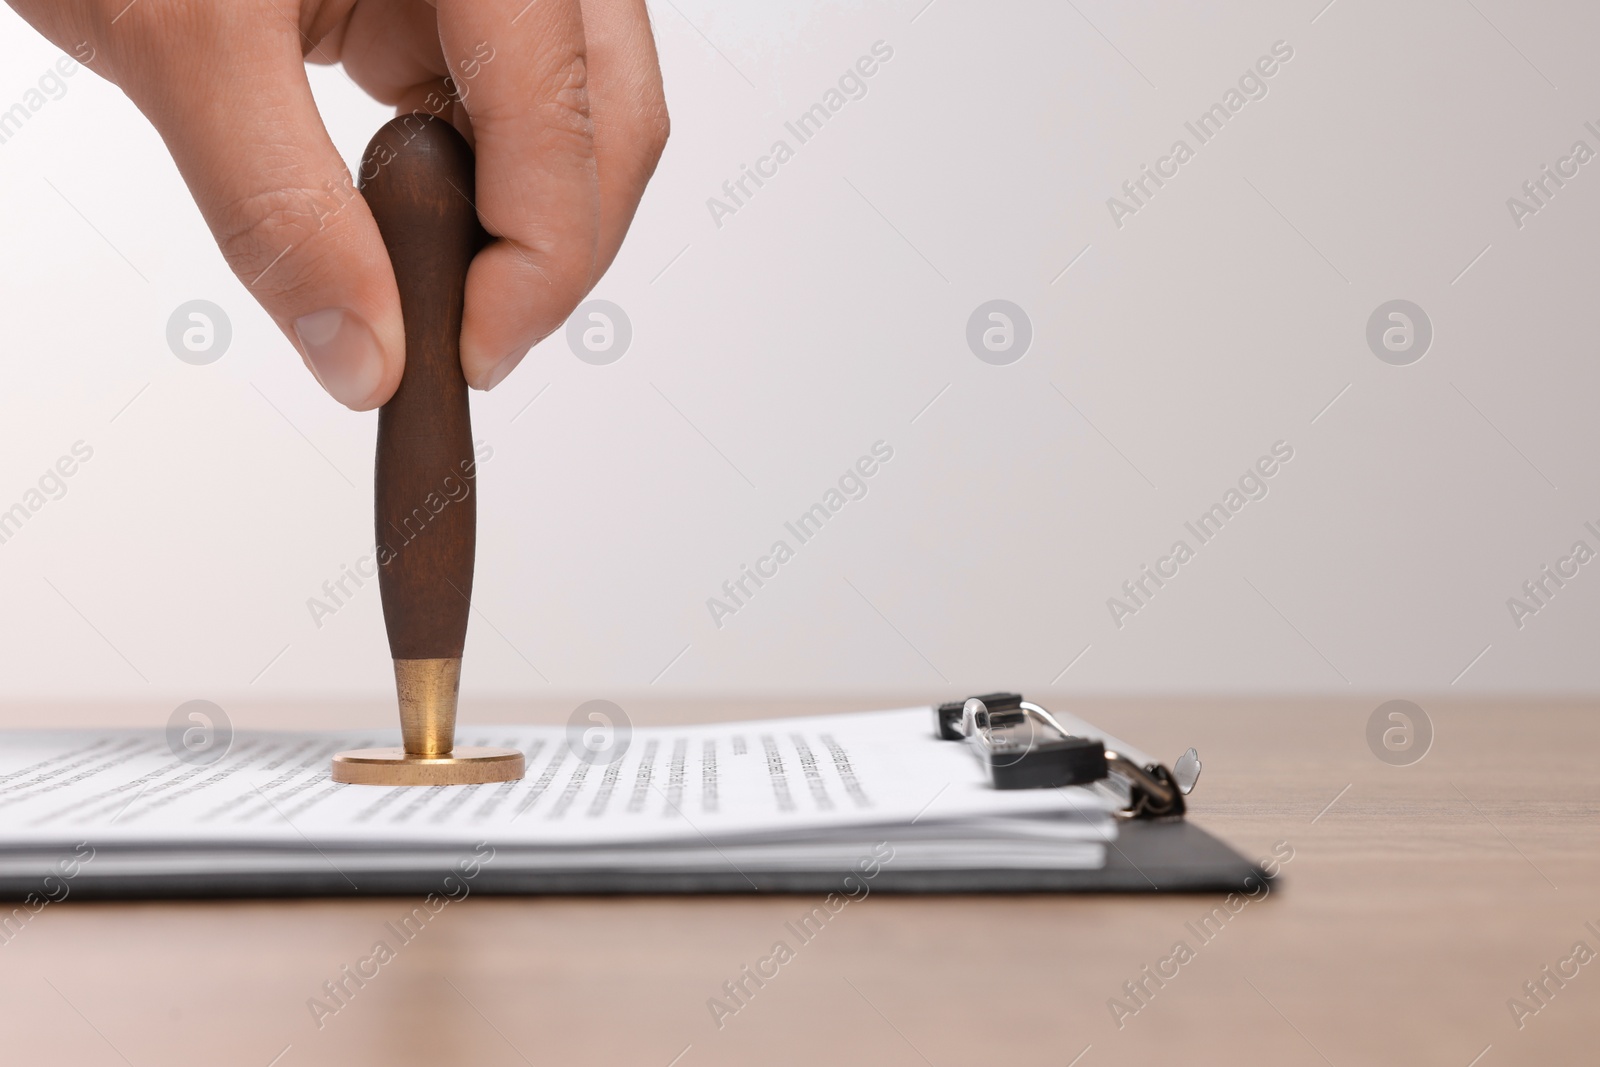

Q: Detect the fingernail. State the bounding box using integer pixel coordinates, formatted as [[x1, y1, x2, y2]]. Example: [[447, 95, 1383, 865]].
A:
[[293, 308, 385, 408], [475, 349, 526, 392]]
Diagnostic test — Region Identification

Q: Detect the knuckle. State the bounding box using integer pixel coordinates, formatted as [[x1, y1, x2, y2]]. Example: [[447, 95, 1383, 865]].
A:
[[212, 185, 338, 296], [529, 54, 597, 156], [544, 52, 591, 115], [633, 95, 671, 171], [599, 96, 669, 191], [651, 101, 671, 154]]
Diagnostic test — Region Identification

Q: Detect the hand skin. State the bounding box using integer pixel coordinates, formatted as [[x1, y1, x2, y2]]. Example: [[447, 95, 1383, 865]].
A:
[[7, 0, 669, 408]]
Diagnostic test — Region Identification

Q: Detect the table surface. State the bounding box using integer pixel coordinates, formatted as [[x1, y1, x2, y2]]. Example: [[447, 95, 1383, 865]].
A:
[[1, 695, 1595, 1067]]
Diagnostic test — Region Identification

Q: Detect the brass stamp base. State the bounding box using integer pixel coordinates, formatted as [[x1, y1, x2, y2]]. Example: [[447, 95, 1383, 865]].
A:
[[331, 746, 525, 787]]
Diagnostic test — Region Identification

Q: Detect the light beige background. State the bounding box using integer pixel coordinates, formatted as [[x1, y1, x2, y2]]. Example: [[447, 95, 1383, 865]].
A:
[[2, 0, 1598, 706]]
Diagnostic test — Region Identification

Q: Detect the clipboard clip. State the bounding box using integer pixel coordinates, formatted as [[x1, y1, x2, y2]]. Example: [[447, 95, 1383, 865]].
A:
[[934, 693, 1201, 820]]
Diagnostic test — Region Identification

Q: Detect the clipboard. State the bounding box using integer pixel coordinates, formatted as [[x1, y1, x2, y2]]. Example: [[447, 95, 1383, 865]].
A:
[[0, 695, 1269, 899]]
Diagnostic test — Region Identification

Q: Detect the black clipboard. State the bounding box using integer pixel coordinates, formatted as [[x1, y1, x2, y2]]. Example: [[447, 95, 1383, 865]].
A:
[[0, 694, 1269, 899]]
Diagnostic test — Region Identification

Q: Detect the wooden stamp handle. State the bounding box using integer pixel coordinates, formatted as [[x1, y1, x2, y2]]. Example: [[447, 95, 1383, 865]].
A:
[[361, 115, 484, 666], [330, 129, 527, 783]]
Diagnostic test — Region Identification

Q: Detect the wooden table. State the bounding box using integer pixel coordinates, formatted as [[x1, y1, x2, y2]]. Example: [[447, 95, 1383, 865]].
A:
[[1, 696, 1595, 1066]]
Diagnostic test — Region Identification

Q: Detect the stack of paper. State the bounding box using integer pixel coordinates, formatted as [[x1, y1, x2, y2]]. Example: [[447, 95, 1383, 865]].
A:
[[0, 708, 1116, 891]]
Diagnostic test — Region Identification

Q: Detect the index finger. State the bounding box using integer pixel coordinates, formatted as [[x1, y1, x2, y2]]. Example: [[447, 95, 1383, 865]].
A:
[[436, 0, 600, 388]]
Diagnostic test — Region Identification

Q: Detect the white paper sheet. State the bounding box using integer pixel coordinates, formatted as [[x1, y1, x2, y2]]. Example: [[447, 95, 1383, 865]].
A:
[[0, 708, 1115, 873]]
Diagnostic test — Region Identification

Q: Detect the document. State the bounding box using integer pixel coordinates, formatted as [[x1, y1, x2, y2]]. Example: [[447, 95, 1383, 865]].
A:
[[0, 708, 1117, 884]]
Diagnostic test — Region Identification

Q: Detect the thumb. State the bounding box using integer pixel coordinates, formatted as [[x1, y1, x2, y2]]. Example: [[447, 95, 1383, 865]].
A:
[[128, 25, 403, 410]]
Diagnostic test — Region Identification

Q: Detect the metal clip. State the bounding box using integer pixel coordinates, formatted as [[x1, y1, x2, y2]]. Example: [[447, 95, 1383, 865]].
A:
[[1103, 747, 1200, 819], [954, 696, 1108, 791], [935, 693, 1201, 820]]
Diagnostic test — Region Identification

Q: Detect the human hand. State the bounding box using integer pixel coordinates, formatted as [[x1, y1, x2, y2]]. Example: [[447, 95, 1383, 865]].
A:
[[7, 0, 669, 408]]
